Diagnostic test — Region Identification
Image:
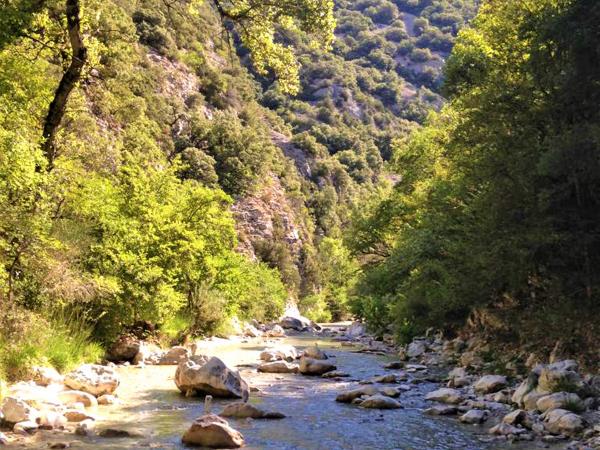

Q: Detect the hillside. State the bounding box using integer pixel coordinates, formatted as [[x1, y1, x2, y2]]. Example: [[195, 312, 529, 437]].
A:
[[0, 0, 477, 378]]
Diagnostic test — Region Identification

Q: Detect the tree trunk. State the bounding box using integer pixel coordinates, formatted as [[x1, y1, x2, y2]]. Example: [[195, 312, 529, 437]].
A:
[[41, 0, 87, 170]]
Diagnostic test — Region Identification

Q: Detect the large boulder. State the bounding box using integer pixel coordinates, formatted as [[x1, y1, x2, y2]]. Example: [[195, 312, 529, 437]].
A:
[[474, 375, 508, 394], [106, 335, 140, 362], [64, 364, 119, 397], [543, 408, 584, 435], [279, 316, 308, 331], [425, 388, 464, 405], [258, 361, 299, 374], [175, 356, 248, 399], [0, 397, 39, 424], [182, 414, 244, 448], [298, 357, 336, 376]]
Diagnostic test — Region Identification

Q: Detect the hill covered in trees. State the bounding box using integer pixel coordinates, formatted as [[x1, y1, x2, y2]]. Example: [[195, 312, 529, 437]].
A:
[[0, 0, 476, 378]]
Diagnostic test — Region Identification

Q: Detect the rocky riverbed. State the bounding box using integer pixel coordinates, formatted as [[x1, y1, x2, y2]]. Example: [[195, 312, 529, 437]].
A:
[[1, 320, 597, 449]]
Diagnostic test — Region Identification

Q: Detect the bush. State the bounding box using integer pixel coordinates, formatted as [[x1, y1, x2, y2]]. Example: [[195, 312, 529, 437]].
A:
[[0, 308, 103, 381]]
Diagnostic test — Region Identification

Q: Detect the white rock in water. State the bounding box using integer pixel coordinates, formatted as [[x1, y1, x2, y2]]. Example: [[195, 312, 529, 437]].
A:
[[175, 356, 249, 399], [64, 364, 119, 396]]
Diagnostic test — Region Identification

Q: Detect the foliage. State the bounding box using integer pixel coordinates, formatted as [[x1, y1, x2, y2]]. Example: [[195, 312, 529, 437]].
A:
[[352, 0, 600, 349]]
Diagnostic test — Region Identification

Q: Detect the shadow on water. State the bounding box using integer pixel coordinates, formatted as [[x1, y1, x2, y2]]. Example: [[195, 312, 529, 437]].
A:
[[20, 335, 556, 450]]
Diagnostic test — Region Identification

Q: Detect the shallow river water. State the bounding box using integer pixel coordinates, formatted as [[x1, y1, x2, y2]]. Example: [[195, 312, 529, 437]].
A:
[[17, 334, 556, 450]]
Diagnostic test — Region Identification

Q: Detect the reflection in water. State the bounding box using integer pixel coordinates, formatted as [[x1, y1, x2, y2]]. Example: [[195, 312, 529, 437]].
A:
[[26, 336, 550, 450]]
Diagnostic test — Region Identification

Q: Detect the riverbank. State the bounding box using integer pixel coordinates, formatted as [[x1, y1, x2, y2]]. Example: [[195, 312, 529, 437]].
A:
[[0, 323, 596, 449]]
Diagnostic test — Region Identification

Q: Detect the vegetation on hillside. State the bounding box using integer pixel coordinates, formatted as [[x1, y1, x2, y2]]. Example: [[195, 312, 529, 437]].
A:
[[350, 0, 600, 365]]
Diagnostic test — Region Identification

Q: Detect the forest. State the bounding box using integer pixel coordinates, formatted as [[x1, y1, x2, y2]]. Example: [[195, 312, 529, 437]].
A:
[[0, 0, 598, 382]]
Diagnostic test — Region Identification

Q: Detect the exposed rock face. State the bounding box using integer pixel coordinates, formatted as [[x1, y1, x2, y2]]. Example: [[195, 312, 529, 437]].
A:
[[106, 335, 140, 362], [298, 357, 336, 376], [359, 395, 402, 409], [473, 375, 508, 394], [425, 388, 464, 405], [543, 408, 584, 435], [220, 402, 285, 419], [258, 361, 299, 374], [182, 414, 244, 448], [64, 365, 119, 397], [1, 397, 39, 424], [175, 356, 249, 399]]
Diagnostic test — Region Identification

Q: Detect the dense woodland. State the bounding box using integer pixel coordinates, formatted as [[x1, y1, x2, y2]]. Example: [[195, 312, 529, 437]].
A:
[[0, 0, 598, 381]]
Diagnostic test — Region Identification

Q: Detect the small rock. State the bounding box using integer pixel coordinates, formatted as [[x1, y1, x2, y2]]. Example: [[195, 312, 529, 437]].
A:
[[182, 414, 244, 448], [259, 345, 298, 362], [425, 388, 464, 405], [0, 432, 8, 445], [372, 374, 400, 384], [322, 371, 350, 379], [459, 409, 488, 424], [336, 386, 379, 403], [32, 366, 64, 386], [384, 362, 404, 370], [106, 335, 140, 362], [158, 346, 190, 365], [303, 346, 328, 360], [543, 408, 584, 435], [64, 364, 119, 397], [360, 395, 402, 409], [536, 392, 583, 413], [37, 411, 67, 429], [489, 422, 526, 436], [75, 419, 95, 436], [64, 410, 95, 422], [346, 322, 365, 338], [220, 402, 284, 419], [1, 397, 39, 423], [57, 390, 98, 408], [502, 409, 526, 425], [407, 341, 426, 358], [424, 405, 458, 416], [474, 375, 508, 394], [258, 361, 299, 374], [298, 357, 336, 376], [265, 325, 286, 338], [13, 420, 38, 434], [97, 394, 117, 406], [98, 428, 145, 438]]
